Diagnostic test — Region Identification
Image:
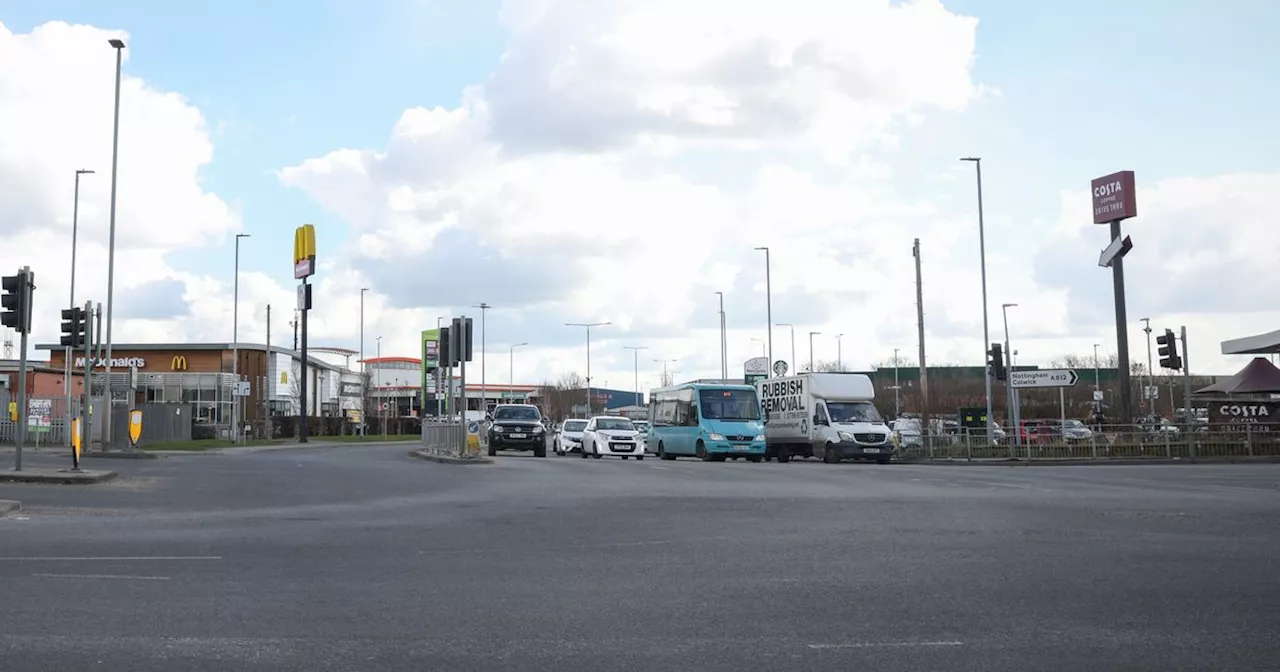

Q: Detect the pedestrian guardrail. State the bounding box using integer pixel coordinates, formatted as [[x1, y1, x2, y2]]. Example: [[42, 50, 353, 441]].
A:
[[894, 423, 1280, 461], [420, 419, 488, 459]]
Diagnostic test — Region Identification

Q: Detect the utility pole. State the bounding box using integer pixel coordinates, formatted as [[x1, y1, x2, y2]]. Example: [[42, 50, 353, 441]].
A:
[[566, 322, 610, 413], [264, 304, 271, 439], [654, 359, 677, 387], [808, 331, 820, 372], [1141, 317, 1153, 416], [893, 348, 901, 418], [913, 238, 930, 442], [624, 346, 648, 407], [715, 292, 727, 381], [754, 247, 773, 375], [836, 334, 843, 371], [960, 157, 993, 440], [475, 303, 490, 415]]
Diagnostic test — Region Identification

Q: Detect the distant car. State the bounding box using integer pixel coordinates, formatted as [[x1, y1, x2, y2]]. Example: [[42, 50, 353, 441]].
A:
[[487, 404, 547, 457], [554, 419, 588, 455], [581, 416, 644, 460], [632, 420, 652, 452]]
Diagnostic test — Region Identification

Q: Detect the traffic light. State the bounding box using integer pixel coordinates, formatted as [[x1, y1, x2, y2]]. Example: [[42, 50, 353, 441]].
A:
[[1, 269, 33, 334], [988, 343, 1006, 380], [1157, 328, 1182, 370], [60, 307, 87, 348]]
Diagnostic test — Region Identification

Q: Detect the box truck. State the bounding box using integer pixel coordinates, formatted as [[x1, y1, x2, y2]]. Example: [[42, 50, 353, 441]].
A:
[[757, 373, 894, 464]]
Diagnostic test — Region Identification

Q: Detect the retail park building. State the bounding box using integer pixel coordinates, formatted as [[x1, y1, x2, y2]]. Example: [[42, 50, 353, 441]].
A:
[[29, 342, 539, 431]]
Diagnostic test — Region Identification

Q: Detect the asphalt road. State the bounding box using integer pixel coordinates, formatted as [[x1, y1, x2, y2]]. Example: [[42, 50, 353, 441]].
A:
[[2, 444, 1279, 671]]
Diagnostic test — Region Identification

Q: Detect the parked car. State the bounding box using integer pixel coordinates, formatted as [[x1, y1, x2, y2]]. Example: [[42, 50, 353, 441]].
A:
[[632, 420, 652, 453], [487, 404, 547, 457], [553, 419, 588, 455], [581, 416, 644, 460]]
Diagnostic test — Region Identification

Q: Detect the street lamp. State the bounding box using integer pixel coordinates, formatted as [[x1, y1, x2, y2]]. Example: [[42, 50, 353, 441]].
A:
[[654, 358, 677, 387], [961, 156, 993, 437], [750, 338, 766, 358], [623, 346, 648, 407], [754, 246, 773, 374], [777, 323, 797, 373], [232, 233, 250, 443], [65, 168, 94, 448], [715, 292, 727, 381], [1093, 343, 1102, 389], [102, 37, 125, 450], [509, 342, 528, 386], [1140, 317, 1153, 413], [566, 321, 610, 414], [1001, 302, 1019, 446], [836, 333, 844, 371], [474, 303, 491, 415], [359, 287, 369, 436], [808, 331, 821, 372], [377, 336, 384, 435], [892, 348, 901, 417]]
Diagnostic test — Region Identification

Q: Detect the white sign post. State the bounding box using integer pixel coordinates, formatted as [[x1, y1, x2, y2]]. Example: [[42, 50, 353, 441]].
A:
[[1009, 369, 1080, 446]]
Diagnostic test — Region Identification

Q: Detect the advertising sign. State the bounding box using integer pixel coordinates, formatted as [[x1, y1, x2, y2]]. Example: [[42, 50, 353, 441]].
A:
[[744, 356, 769, 385], [128, 409, 143, 446], [26, 398, 51, 432], [1208, 401, 1280, 432], [1090, 170, 1137, 224], [293, 224, 317, 279]]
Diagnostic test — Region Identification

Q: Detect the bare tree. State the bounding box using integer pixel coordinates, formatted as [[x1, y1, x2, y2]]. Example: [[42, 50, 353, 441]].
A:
[[802, 360, 849, 373], [536, 372, 586, 422]]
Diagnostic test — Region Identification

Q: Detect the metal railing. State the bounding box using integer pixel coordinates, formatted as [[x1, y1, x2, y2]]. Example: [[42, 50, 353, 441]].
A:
[[420, 419, 470, 458], [895, 423, 1280, 462]]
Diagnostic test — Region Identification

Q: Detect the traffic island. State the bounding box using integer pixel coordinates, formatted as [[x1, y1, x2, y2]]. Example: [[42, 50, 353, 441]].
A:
[[0, 500, 19, 517], [408, 449, 494, 465], [0, 468, 119, 485]]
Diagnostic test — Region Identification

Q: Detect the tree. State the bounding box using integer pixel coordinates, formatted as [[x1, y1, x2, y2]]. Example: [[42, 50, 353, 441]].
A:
[[802, 360, 848, 373], [536, 372, 586, 422]]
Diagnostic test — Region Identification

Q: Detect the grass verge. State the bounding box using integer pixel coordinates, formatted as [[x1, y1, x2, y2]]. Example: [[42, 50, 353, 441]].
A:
[[140, 439, 287, 451]]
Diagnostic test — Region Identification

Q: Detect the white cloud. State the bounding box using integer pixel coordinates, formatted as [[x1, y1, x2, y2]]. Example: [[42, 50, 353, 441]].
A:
[[7, 6, 1273, 396]]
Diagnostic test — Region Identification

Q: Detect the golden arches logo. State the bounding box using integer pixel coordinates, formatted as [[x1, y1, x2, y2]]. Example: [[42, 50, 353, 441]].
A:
[[171, 355, 188, 371]]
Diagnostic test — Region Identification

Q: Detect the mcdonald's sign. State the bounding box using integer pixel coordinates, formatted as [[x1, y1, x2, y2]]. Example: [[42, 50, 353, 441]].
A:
[[294, 224, 317, 279], [171, 355, 188, 371]]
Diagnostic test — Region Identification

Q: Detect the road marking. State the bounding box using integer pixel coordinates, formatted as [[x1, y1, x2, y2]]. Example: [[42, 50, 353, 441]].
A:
[[0, 556, 222, 562], [33, 573, 171, 580], [807, 641, 963, 650]]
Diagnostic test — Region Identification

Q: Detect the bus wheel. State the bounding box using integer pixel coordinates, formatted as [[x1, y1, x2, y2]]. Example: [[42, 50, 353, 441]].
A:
[[697, 440, 713, 462], [659, 443, 676, 461]]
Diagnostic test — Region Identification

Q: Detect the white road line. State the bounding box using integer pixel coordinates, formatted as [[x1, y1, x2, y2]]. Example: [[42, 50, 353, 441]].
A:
[[807, 641, 963, 650], [0, 556, 222, 562], [33, 573, 170, 580]]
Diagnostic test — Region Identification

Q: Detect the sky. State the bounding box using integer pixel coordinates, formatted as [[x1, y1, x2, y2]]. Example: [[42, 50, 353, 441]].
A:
[[2, 0, 1279, 392]]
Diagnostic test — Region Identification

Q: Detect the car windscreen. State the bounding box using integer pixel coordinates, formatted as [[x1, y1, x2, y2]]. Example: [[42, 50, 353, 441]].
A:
[[698, 389, 761, 420], [493, 406, 540, 421], [827, 401, 883, 423], [595, 418, 634, 431], [563, 420, 587, 432]]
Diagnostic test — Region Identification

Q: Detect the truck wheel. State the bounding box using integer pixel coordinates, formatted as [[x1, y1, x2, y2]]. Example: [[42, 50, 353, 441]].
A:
[[777, 446, 791, 463], [823, 443, 840, 464]]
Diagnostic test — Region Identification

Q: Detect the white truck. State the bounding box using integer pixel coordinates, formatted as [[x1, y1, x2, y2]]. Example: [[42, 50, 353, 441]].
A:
[[757, 373, 894, 464]]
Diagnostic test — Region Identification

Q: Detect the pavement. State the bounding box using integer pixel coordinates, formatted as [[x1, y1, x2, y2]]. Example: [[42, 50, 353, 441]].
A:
[[1, 443, 1278, 671]]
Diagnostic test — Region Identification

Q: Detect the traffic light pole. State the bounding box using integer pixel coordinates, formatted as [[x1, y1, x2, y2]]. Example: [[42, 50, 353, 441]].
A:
[[1181, 325, 1193, 455], [81, 302, 94, 461]]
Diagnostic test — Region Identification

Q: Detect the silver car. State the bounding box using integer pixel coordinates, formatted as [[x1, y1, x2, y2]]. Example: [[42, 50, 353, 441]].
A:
[[553, 419, 589, 455]]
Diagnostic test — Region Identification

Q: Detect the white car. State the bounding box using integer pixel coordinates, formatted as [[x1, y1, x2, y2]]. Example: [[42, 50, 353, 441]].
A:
[[581, 416, 644, 460], [554, 419, 589, 455]]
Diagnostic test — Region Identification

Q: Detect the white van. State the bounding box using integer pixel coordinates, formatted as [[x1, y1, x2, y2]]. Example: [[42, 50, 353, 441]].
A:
[[758, 373, 894, 464]]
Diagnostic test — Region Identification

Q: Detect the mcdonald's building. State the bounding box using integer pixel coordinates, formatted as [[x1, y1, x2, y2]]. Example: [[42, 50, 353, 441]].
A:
[[38, 341, 350, 435]]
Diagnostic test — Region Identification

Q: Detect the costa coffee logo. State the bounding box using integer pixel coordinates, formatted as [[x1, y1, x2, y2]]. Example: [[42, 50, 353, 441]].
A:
[[1217, 404, 1271, 418], [1093, 181, 1124, 198]]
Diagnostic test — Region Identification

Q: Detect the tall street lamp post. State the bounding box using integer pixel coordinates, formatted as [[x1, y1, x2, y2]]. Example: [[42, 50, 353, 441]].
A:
[[102, 37, 125, 450], [960, 156, 994, 437], [753, 247, 773, 375], [566, 322, 610, 414], [232, 233, 250, 443], [623, 345, 648, 407], [509, 342, 527, 386]]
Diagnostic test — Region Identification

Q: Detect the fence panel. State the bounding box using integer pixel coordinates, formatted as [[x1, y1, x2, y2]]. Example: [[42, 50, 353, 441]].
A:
[[419, 419, 489, 458], [0, 393, 74, 447], [896, 423, 1280, 462]]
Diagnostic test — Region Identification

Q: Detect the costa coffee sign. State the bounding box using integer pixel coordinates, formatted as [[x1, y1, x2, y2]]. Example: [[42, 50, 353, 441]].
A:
[[1090, 170, 1137, 224], [1209, 401, 1280, 429]]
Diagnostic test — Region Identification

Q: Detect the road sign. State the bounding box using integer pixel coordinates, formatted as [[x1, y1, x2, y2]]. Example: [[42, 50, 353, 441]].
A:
[[1009, 369, 1079, 389], [128, 409, 143, 446], [1098, 234, 1133, 268], [234, 381, 251, 397], [1093, 390, 1105, 402]]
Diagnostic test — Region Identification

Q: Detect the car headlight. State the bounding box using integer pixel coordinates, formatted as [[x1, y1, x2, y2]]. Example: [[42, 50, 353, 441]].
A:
[[493, 426, 505, 433], [837, 430, 855, 441], [533, 425, 544, 433], [707, 433, 725, 441], [754, 434, 765, 442]]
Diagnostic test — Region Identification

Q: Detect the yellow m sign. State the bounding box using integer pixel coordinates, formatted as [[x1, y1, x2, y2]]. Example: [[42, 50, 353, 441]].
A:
[[293, 224, 317, 279], [171, 355, 188, 371]]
